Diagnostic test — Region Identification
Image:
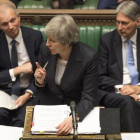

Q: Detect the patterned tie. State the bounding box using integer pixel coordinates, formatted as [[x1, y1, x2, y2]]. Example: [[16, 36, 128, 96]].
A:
[[127, 39, 139, 85], [11, 40, 20, 96]]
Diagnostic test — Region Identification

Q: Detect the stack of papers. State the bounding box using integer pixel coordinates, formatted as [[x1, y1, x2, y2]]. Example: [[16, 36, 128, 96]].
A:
[[31, 105, 101, 134]]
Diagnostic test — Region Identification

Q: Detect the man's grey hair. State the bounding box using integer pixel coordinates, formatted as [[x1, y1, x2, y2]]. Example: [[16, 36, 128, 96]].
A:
[[44, 14, 79, 46], [0, 3, 18, 16], [115, 1, 140, 21]]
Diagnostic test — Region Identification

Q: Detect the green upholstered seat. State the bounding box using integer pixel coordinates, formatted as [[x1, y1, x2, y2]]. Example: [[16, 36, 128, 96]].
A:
[[18, 0, 99, 9], [101, 26, 117, 35], [23, 25, 101, 51], [23, 25, 119, 51], [18, 0, 52, 9], [24, 25, 46, 40], [79, 26, 101, 51], [74, 0, 99, 9]]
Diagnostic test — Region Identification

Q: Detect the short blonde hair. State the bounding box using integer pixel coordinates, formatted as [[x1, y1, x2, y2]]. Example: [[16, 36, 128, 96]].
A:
[[44, 14, 79, 46]]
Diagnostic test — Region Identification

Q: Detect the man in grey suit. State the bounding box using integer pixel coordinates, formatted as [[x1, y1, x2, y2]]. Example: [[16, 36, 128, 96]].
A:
[[98, 1, 140, 132], [0, 3, 43, 127]]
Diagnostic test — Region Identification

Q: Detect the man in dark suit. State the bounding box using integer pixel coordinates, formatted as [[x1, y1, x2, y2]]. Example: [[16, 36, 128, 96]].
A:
[[98, 1, 140, 132], [97, 0, 140, 9], [52, 0, 86, 9], [0, 3, 43, 127]]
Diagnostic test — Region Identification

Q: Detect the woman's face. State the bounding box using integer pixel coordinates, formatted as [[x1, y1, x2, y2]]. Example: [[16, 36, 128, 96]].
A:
[[46, 37, 67, 55]]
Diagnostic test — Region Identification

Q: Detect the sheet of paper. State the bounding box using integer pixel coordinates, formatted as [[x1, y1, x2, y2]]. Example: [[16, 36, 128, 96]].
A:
[[0, 125, 23, 140], [31, 105, 69, 134], [0, 90, 17, 110], [77, 107, 101, 134], [121, 133, 140, 140]]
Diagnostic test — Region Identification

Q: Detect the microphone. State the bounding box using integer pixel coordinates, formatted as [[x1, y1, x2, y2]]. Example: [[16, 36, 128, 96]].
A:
[[70, 101, 78, 140]]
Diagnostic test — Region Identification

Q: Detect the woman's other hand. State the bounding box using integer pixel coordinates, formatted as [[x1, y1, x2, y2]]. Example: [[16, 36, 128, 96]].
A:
[[56, 116, 73, 135]]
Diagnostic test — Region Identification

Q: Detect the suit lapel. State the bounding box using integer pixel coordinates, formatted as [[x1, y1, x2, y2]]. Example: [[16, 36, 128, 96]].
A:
[[136, 29, 140, 80], [0, 32, 11, 69], [113, 31, 123, 79], [60, 43, 82, 90], [21, 27, 35, 69], [46, 43, 82, 98], [46, 54, 64, 99]]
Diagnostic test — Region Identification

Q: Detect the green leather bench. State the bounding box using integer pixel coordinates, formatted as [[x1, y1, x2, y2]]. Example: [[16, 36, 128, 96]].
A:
[[74, 0, 99, 9], [101, 26, 117, 35], [23, 25, 117, 51], [18, 0, 99, 9], [24, 25, 117, 51], [79, 26, 101, 51], [24, 25, 102, 51]]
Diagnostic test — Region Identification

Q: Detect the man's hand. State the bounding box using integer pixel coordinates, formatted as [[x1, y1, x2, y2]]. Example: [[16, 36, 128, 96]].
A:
[[120, 85, 140, 95], [129, 94, 140, 101], [34, 62, 46, 85], [56, 116, 73, 136], [14, 62, 33, 76], [13, 93, 31, 108]]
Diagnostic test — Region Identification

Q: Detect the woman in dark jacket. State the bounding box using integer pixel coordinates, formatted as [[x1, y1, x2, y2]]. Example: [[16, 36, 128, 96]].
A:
[[34, 14, 99, 135]]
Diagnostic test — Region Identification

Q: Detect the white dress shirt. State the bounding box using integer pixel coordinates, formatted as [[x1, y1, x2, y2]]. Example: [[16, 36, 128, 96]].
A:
[[55, 58, 67, 86], [121, 30, 138, 85], [6, 29, 31, 89]]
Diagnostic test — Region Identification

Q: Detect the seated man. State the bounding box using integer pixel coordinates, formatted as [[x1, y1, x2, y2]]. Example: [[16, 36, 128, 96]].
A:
[[0, 3, 43, 127], [98, 1, 140, 132], [97, 0, 140, 9], [52, 0, 86, 9]]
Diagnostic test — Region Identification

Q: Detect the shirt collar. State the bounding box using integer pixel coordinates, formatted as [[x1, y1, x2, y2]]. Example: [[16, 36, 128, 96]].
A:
[[6, 28, 22, 45], [121, 30, 137, 45]]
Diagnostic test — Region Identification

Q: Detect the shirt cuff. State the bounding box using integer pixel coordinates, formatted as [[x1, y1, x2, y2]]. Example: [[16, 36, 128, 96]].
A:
[[9, 69, 16, 81], [137, 83, 140, 86], [25, 89, 33, 94], [35, 79, 46, 87], [25, 89, 34, 97]]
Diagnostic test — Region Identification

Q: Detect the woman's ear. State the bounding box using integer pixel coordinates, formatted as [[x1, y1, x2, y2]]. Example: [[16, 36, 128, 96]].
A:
[[65, 42, 71, 47]]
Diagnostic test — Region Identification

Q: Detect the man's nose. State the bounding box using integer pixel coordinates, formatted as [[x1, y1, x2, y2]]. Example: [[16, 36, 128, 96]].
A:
[[118, 23, 123, 30], [8, 22, 13, 29]]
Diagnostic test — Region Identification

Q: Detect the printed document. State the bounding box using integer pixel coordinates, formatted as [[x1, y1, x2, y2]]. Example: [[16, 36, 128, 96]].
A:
[[31, 105, 69, 134], [31, 105, 101, 134], [0, 90, 17, 110]]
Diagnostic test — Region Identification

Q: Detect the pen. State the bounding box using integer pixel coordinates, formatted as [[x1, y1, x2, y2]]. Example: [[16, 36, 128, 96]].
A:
[[43, 62, 48, 69], [35, 62, 48, 79]]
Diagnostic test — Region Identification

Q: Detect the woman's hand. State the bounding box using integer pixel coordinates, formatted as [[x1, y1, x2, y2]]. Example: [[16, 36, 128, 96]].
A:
[[34, 62, 46, 84], [56, 116, 73, 136]]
